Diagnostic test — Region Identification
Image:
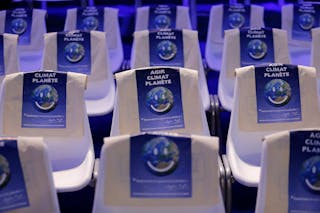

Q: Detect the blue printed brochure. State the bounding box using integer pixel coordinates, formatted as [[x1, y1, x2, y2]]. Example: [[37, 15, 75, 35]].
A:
[[130, 134, 192, 198]]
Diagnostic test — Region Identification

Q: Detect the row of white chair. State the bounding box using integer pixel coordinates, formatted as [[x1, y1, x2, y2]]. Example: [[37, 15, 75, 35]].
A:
[[205, 3, 320, 71], [2, 64, 319, 213], [0, 66, 225, 212]]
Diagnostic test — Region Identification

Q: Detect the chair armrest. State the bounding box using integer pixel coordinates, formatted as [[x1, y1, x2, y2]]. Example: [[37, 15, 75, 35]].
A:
[[222, 154, 233, 213], [90, 158, 100, 188]]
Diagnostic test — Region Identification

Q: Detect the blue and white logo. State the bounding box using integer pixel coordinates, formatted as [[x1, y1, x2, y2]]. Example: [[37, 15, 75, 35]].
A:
[[299, 13, 314, 31], [142, 137, 179, 176], [301, 156, 320, 192], [228, 12, 245, 28], [64, 42, 85, 63], [82, 16, 99, 31], [32, 85, 58, 112], [157, 40, 177, 61], [154, 14, 171, 29], [264, 79, 291, 107], [0, 154, 10, 189], [146, 86, 174, 114], [11, 18, 27, 35], [247, 39, 267, 60]]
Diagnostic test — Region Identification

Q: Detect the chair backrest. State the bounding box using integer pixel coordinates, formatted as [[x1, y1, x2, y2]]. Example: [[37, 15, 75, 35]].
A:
[[110, 66, 210, 136], [0, 8, 46, 50], [205, 3, 265, 71], [130, 28, 210, 110], [42, 30, 115, 116], [218, 27, 290, 111], [311, 27, 320, 71], [0, 8, 47, 72], [0, 136, 60, 213], [0, 33, 20, 80], [135, 5, 192, 31], [92, 133, 225, 213], [227, 63, 320, 187], [281, 3, 317, 65], [0, 71, 94, 192], [255, 129, 320, 213], [64, 6, 124, 72]]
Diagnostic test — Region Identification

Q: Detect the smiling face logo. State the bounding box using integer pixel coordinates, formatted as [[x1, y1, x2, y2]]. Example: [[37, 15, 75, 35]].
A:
[[142, 137, 179, 176], [146, 86, 174, 114], [264, 79, 291, 107], [64, 42, 85, 63], [11, 18, 27, 35], [82, 16, 99, 31], [32, 84, 59, 112], [228, 12, 245, 28], [0, 154, 10, 190], [157, 40, 177, 61], [247, 39, 268, 60], [154, 14, 171, 29], [299, 13, 314, 31], [301, 156, 320, 192]]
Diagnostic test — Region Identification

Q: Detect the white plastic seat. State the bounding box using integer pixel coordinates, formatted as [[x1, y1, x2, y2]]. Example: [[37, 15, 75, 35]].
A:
[[0, 71, 95, 192], [92, 133, 225, 213], [130, 29, 210, 110], [255, 129, 320, 213], [0, 137, 60, 213], [110, 66, 210, 136], [135, 5, 192, 31], [227, 64, 320, 187], [42, 30, 115, 116], [218, 27, 290, 111], [0, 33, 20, 82], [0, 8, 46, 72], [282, 3, 313, 66], [64, 6, 124, 72], [205, 4, 264, 71]]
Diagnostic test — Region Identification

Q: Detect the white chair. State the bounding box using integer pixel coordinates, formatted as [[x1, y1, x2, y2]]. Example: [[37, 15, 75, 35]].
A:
[[255, 129, 320, 213], [110, 66, 210, 136], [0, 71, 95, 192], [205, 4, 264, 71], [0, 8, 47, 72], [42, 30, 115, 116], [226, 64, 320, 187], [0, 33, 20, 81], [64, 6, 124, 72], [130, 29, 210, 111], [135, 5, 192, 31], [218, 27, 290, 111], [311, 27, 320, 72], [0, 137, 60, 213], [282, 3, 314, 66], [92, 133, 225, 213]]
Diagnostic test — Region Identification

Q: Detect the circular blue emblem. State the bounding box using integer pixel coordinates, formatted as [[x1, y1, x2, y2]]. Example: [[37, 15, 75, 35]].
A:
[[228, 13, 245, 28], [82, 16, 99, 31], [157, 40, 177, 61], [154, 14, 171, 29], [11, 18, 27, 35], [32, 84, 59, 112], [64, 42, 85, 63], [301, 156, 320, 192], [142, 137, 179, 176], [299, 13, 314, 31], [247, 39, 268, 60], [0, 154, 10, 189], [146, 87, 174, 114], [264, 79, 291, 107]]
